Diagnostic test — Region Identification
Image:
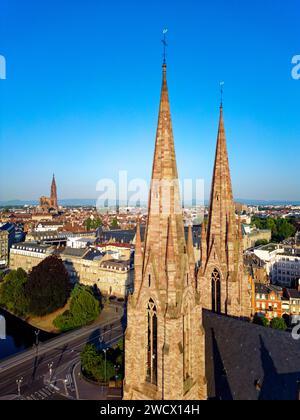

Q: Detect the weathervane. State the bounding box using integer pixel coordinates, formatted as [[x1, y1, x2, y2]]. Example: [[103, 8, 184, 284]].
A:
[[162, 28, 168, 65], [220, 81, 225, 107]]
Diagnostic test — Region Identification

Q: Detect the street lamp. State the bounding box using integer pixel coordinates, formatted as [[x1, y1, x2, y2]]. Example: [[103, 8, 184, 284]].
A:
[[16, 377, 23, 398], [114, 364, 120, 384], [48, 362, 54, 383], [35, 329, 40, 347], [103, 349, 107, 388], [64, 378, 69, 397], [99, 336, 104, 350]]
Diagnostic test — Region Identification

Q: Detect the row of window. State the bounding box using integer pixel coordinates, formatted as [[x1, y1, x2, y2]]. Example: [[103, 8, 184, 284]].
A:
[[257, 302, 279, 310], [256, 294, 279, 301], [276, 270, 300, 276]]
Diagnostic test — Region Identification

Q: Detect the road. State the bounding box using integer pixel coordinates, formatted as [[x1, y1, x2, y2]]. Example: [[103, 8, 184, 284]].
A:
[[0, 302, 125, 400]]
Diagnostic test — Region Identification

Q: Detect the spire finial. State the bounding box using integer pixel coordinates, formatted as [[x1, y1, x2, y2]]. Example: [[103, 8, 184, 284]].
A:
[[162, 28, 168, 66], [220, 81, 224, 108]]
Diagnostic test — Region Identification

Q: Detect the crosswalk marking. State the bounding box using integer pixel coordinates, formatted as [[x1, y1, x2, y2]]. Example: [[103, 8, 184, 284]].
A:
[[25, 386, 56, 400], [43, 388, 53, 396], [39, 391, 48, 398]]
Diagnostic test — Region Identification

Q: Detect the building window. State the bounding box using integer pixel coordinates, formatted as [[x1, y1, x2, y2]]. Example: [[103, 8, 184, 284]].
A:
[[211, 269, 221, 314], [146, 299, 158, 386]]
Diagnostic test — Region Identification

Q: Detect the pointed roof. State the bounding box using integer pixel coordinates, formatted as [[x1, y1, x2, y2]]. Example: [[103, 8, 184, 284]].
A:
[[200, 222, 207, 268], [142, 64, 186, 291], [207, 105, 236, 263], [150, 64, 179, 184], [187, 224, 195, 266], [135, 220, 143, 260]]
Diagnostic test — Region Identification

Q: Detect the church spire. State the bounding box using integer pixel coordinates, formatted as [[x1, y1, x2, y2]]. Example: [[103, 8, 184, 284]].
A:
[[198, 102, 251, 319], [142, 62, 185, 292], [206, 105, 235, 263], [124, 58, 207, 401], [50, 173, 58, 209]]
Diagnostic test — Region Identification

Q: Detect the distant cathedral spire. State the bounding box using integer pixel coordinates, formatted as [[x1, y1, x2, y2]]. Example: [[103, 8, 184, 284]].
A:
[[50, 174, 58, 209]]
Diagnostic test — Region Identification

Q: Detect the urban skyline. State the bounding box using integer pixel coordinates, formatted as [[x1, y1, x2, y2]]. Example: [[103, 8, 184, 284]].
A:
[[0, 0, 299, 202]]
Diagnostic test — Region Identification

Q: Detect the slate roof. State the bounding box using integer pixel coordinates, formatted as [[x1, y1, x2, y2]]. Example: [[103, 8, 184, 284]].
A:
[[99, 229, 142, 244], [285, 288, 300, 299], [100, 259, 131, 271], [255, 283, 283, 295], [59, 247, 88, 258], [99, 226, 201, 247], [12, 242, 51, 253], [203, 310, 300, 400]]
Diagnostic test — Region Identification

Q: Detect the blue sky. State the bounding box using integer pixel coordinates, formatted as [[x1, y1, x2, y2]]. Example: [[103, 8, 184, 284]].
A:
[[0, 0, 299, 202]]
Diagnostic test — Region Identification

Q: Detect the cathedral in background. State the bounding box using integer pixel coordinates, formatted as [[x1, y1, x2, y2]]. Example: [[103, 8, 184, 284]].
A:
[[39, 174, 59, 213]]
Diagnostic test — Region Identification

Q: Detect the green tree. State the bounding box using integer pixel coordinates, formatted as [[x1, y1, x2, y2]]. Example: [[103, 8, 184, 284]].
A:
[[84, 217, 103, 231], [25, 256, 71, 317], [270, 317, 287, 331], [70, 285, 100, 324], [255, 239, 269, 247], [80, 342, 123, 383], [251, 216, 296, 243], [54, 285, 100, 332], [81, 344, 115, 383], [0, 268, 29, 316], [253, 315, 269, 327], [110, 218, 119, 229], [272, 219, 296, 243]]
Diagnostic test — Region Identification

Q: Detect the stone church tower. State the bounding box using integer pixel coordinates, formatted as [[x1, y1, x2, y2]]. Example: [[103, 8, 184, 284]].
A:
[[39, 174, 59, 212], [50, 174, 58, 210], [198, 105, 251, 319], [123, 64, 207, 400]]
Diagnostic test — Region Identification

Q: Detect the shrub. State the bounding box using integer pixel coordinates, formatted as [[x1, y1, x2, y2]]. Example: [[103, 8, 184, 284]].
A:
[[270, 317, 287, 331], [253, 315, 269, 327]]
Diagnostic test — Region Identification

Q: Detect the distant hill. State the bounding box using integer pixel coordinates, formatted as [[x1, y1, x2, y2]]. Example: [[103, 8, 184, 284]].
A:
[[0, 198, 299, 208], [235, 199, 300, 206]]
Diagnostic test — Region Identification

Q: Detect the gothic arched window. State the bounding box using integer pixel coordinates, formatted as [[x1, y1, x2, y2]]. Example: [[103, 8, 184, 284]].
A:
[[146, 299, 158, 385], [211, 269, 221, 314]]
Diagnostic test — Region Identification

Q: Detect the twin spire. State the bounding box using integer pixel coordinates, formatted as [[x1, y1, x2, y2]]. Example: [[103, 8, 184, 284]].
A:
[[134, 43, 234, 296], [205, 102, 236, 265]]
